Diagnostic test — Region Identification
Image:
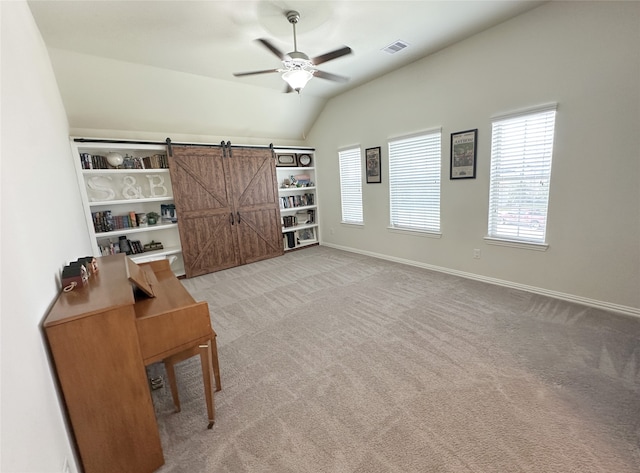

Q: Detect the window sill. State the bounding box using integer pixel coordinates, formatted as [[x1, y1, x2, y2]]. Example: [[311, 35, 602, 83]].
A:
[[484, 236, 548, 251], [341, 221, 364, 227], [387, 226, 442, 239]]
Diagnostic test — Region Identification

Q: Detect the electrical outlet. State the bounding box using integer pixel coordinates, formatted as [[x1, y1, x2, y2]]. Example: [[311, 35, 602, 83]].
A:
[[62, 458, 71, 473], [473, 249, 481, 259]]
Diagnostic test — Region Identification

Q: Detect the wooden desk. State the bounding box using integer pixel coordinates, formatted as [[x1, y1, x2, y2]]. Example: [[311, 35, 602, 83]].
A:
[[43, 254, 217, 473]]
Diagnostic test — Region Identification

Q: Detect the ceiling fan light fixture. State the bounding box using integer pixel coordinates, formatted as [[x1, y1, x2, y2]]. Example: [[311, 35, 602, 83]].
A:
[[282, 69, 313, 93], [233, 9, 351, 93]]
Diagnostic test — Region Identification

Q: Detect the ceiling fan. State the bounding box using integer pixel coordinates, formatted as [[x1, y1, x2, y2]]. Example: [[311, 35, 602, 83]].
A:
[[233, 10, 352, 93]]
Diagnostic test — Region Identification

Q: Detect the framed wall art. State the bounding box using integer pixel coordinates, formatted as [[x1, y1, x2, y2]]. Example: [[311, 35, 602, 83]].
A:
[[297, 153, 312, 167], [275, 153, 297, 167], [365, 146, 382, 184], [450, 129, 477, 179]]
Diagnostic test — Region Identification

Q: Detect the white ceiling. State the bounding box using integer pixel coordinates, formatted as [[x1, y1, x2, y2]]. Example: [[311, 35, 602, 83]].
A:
[[28, 0, 544, 142]]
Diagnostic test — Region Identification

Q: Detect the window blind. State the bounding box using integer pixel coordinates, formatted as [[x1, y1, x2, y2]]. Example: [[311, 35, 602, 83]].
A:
[[488, 106, 557, 243], [339, 147, 363, 224], [389, 131, 441, 232]]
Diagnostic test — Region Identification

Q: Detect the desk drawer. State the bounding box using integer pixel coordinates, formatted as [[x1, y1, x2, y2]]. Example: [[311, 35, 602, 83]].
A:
[[136, 301, 212, 364]]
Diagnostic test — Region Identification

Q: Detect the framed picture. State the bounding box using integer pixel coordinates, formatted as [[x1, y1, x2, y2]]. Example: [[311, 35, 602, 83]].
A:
[[450, 129, 477, 179], [298, 227, 315, 242], [365, 146, 382, 184], [297, 153, 312, 167], [275, 153, 297, 167]]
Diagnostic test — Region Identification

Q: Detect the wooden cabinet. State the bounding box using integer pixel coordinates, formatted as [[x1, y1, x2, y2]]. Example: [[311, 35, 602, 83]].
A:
[[275, 149, 319, 250], [168, 144, 283, 277], [71, 138, 185, 276]]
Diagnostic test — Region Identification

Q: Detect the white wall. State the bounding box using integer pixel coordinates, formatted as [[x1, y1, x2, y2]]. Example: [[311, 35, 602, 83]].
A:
[[1, 2, 92, 471], [48, 47, 321, 144], [0, 3, 636, 471], [308, 1, 640, 314]]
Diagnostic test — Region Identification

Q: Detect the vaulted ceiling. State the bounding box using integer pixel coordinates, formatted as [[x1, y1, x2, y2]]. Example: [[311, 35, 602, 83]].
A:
[[28, 0, 544, 142]]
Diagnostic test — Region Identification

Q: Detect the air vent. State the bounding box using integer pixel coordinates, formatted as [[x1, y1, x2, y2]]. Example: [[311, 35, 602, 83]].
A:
[[382, 40, 409, 54]]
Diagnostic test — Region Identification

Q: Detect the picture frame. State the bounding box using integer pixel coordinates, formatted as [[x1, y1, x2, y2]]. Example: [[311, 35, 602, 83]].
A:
[[298, 227, 315, 242], [297, 153, 312, 167], [275, 153, 297, 167], [450, 129, 477, 179], [365, 146, 382, 184]]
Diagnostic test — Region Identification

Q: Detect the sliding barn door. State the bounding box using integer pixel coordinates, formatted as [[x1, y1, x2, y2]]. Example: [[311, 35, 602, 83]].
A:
[[227, 147, 284, 264], [169, 145, 240, 278]]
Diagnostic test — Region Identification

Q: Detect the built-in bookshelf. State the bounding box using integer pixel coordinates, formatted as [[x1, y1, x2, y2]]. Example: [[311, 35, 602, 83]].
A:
[[71, 138, 185, 276], [275, 149, 319, 251]]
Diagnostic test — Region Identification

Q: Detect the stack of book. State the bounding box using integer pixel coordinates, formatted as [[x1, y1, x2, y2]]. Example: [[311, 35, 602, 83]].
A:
[[78, 152, 168, 169], [79, 153, 108, 169], [142, 154, 168, 169], [282, 216, 297, 228], [92, 211, 148, 233], [279, 193, 314, 209]]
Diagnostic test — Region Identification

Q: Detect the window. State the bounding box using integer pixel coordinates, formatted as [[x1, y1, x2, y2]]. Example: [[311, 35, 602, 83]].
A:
[[487, 105, 557, 244], [339, 147, 363, 224], [388, 131, 441, 233]]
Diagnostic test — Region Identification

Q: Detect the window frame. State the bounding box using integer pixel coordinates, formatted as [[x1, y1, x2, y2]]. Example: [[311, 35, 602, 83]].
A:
[[485, 104, 557, 249], [338, 146, 364, 225], [387, 129, 442, 235]]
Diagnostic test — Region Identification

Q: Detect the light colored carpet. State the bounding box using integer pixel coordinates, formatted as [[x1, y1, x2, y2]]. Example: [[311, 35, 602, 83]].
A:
[[151, 246, 640, 472]]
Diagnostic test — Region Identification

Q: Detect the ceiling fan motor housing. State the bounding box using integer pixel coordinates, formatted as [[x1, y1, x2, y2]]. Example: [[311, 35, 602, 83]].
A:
[[286, 11, 300, 24], [285, 51, 312, 70]]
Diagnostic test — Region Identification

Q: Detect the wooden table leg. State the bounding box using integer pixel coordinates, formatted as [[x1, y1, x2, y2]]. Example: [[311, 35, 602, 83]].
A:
[[162, 333, 221, 429], [199, 341, 215, 429], [210, 335, 221, 392], [164, 360, 181, 413]]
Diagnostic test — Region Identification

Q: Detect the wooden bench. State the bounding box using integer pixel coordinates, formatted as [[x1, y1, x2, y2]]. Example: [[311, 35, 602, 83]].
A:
[[133, 258, 221, 428]]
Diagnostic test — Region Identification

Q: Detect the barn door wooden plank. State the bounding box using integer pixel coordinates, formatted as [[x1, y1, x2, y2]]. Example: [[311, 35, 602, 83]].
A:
[[168, 145, 240, 277], [227, 147, 284, 264]]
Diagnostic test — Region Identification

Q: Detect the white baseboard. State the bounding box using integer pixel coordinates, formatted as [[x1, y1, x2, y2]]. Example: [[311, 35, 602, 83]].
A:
[[321, 242, 640, 319]]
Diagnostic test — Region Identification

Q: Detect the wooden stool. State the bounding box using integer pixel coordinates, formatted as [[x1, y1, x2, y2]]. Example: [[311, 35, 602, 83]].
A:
[[163, 332, 221, 429]]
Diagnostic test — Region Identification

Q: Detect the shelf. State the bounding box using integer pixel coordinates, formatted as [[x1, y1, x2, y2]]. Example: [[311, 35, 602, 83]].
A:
[[278, 186, 316, 193], [285, 240, 318, 251], [276, 152, 318, 251], [282, 222, 318, 233], [82, 168, 169, 174], [89, 196, 174, 207], [75, 141, 166, 152], [128, 245, 182, 261], [95, 222, 178, 237], [74, 138, 183, 271], [275, 166, 315, 172], [279, 205, 317, 214]]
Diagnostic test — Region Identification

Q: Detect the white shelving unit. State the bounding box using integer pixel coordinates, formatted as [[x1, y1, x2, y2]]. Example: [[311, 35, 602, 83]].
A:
[[275, 149, 319, 251], [71, 138, 185, 276]]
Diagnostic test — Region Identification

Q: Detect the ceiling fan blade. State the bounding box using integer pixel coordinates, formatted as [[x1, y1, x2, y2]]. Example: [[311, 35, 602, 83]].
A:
[[311, 46, 352, 65], [233, 69, 280, 77], [256, 38, 287, 61], [314, 70, 350, 83]]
